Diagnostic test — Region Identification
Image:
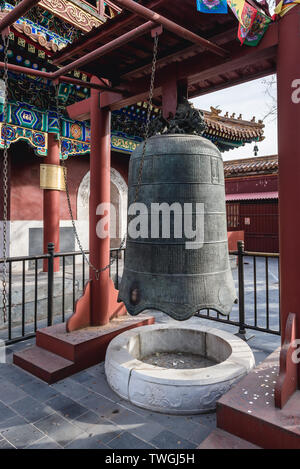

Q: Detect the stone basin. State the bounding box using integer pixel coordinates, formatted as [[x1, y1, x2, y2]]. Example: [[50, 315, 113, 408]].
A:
[[105, 324, 255, 415]]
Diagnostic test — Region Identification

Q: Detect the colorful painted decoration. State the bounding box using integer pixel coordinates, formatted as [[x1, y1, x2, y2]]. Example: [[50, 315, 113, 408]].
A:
[[196, 0, 228, 14], [0, 101, 142, 158], [275, 0, 300, 16], [241, 9, 271, 46], [227, 0, 271, 46]]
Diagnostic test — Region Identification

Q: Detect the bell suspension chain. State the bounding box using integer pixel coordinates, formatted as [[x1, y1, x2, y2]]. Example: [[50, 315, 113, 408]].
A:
[[55, 32, 159, 280]]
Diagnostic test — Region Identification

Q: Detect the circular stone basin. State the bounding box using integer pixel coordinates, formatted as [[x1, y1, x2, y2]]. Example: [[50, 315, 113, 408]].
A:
[[105, 324, 255, 415]]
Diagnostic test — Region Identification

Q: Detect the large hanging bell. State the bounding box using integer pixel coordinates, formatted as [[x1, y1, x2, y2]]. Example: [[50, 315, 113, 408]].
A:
[[119, 106, 237, 321]]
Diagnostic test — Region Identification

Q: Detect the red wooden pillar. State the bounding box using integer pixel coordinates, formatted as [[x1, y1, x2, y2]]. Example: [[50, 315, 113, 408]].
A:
[[275, 6, 300, 407], [277, 6, 300, 337], [43, 133, 60, 272], [66, 77, 126, 332], [89, 79, 112, 326]]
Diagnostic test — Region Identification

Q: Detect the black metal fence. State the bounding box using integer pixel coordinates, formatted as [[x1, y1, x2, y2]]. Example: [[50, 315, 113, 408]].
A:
[[0, 243, 125, 345], [196, 240, 281, 338], [0, 240, 280, 345]]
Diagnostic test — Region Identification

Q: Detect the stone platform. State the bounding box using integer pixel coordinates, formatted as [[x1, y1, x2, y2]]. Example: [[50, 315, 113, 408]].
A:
[[204, 348, 300, 449], [13, 315, 154, 384]]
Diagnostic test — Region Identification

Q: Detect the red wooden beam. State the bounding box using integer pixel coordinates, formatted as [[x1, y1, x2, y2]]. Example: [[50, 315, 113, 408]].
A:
[[51, 21, 156, 79], [0, 0, 41, 34], [108, 23, 278, 110], [53, 0, 167, 65], [0, 61, 124, 93], [67, 98, 92, 121], [112, 0, 228, 57]]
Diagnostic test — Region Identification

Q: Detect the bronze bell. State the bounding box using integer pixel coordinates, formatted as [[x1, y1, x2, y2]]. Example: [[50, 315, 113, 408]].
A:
[[118, 102, 237, 321]]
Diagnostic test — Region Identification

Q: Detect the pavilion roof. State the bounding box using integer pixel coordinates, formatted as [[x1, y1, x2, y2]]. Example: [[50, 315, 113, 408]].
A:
[[52, 0, 278, 109], [203, 107, 264, 143]]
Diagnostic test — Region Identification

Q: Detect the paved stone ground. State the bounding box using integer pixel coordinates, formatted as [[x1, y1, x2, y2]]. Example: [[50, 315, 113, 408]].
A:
[[0, 309, 280, 449]]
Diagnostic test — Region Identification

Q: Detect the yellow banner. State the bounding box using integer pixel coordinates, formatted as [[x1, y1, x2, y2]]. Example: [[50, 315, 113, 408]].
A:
[[275, 0, 300, 17]]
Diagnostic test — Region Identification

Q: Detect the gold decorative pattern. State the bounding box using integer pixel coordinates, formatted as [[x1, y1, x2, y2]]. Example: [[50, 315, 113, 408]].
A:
[[39, 0, 104, 32]]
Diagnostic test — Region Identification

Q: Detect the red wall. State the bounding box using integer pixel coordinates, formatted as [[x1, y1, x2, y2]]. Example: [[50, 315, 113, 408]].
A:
[[9, 142, 130, 221], [225, 174, 278, 195]]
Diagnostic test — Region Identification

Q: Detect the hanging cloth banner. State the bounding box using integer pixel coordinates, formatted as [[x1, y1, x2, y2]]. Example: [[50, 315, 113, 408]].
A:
[[227, 0, 271, 45], [275, 0, 300, 17], [196, 0, 228, 13]]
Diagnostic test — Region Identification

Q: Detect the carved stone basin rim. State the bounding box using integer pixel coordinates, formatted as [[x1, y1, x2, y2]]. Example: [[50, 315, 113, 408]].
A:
[[105, 323, 255, 415]]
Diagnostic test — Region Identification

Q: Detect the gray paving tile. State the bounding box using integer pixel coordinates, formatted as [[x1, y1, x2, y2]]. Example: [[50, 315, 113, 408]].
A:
[[83, 375, 121, 402], [108, 431, 156, 449], [188, 412, 217, 429], [72, 411, 122, 444], [118, 399, 152, 417], [164, 419, 212, 444], [72, 410, 103, 432], [21, 381, 58, 402], [0, 364, 36, 386], [129, 420, 165, 442], [26, 436, 62, 449], [0, 438, 15, 448], [0, 380, 28, 405], [50, 379, 90, 401], [0, 401, 18, 423], [87, 363, 105, 377], [150, 430, 197, 450], [33, 413, 84, 447], [10, 396, 55, 423], [0, 415, 44, 449], [46, 395, 88, 420], [107, 406, 163, 441], [78, 393, 119, 418], [64, 433, 109, 449], [70, 370, 94, 384]]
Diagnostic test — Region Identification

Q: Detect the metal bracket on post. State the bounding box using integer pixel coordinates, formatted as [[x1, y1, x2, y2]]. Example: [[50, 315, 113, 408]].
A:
[[151, 25, 163, 38]]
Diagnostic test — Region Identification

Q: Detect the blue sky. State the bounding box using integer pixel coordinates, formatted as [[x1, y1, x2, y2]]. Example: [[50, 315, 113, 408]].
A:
[[191, 75, 278, 161]]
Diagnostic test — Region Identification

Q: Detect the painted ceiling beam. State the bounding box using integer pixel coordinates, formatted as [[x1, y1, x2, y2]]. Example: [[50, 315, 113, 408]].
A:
[[0, 0, 41, 34], [53, 0, 170, 65]]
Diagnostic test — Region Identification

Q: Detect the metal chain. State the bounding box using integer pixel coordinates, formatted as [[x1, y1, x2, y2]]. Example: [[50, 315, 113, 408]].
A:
[[134, 33, 159, 204], [55, 33, 159, 280], [1, 34, 10, 323]]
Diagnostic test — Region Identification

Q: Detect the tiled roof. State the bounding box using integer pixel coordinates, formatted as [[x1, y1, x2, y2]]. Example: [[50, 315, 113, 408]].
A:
[[224, 155, 278, 177], [226, 191, 278, 201], [203, 107, 265, 144]]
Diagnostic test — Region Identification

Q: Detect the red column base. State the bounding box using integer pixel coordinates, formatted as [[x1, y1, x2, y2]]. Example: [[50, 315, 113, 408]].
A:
[[275, 312, 299, 409], [66, 279, 127, 332]]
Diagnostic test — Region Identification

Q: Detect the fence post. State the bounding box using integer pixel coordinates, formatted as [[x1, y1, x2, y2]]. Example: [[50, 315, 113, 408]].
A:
[[47, 242, 54, 327], [236, 240, 247, 339]]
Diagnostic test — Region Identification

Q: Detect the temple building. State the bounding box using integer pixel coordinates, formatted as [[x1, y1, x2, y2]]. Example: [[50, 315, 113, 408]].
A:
[[0, 0, 265, 260], [225, 154, 278, 253]]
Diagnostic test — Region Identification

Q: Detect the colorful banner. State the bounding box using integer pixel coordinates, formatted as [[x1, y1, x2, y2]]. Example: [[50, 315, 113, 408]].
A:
[[275, 0, 300, 16], [196, 0, 228, 13], [227, 0, 271, 45]]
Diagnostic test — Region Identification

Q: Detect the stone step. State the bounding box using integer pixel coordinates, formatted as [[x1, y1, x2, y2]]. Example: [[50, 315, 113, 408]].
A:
[[216, 348, 300, 449], [36, 315, 155, 362], [198, 429, 260, 449], [13, 346, 74, 384], [14, 315, 155, 384]]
